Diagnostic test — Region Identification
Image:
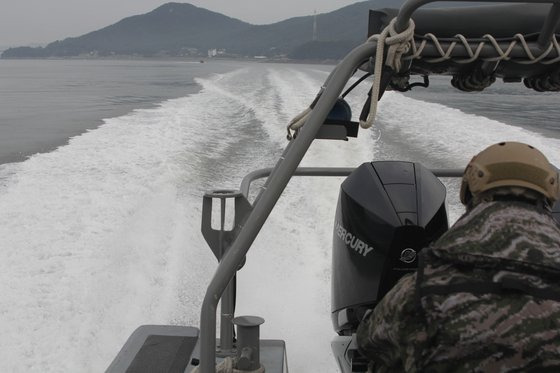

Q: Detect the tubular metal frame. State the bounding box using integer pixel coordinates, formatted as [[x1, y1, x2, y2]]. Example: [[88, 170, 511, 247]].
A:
[[240, 167, 463, 199], [394, 0, 560, 35]]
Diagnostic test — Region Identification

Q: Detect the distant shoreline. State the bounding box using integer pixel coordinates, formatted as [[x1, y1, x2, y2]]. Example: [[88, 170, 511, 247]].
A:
[[0, 55, 340, 66]]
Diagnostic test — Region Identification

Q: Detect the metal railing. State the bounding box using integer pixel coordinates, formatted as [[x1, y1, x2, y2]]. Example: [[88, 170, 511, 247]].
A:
[[240, 167, 463, 199]]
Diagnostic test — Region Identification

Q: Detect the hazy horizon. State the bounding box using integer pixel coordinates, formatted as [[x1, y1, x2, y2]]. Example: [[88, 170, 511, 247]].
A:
[[0, 0, 361, 48]]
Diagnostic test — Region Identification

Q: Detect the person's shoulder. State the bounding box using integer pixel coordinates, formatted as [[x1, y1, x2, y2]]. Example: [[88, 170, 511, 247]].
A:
[[435, 201, 559, 249], [358, 273, 420, 349], [376, 273, 417, 314], [466, 200, 556, 224]]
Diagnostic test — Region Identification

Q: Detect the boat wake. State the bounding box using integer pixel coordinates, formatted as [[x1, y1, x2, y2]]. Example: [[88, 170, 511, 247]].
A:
[[0, 63, 558, 372]]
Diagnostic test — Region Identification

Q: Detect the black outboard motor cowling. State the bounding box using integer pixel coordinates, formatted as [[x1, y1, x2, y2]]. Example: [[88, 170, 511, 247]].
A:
[[332, 161, 448, 335]]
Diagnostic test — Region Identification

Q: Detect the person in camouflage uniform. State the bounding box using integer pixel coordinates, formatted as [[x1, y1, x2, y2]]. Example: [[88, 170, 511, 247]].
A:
[[357, 141, 560, 372]]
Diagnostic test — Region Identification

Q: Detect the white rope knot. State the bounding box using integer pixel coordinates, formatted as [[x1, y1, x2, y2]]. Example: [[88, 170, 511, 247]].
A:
[[360, 18, 416, 129], [384, 18, 415, 71], [286, 107, 311, 140]]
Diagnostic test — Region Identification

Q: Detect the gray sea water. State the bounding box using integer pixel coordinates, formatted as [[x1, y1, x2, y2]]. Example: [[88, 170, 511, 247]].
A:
[[403, 76, 560, 139], [1, 59, 558, 165], [0, 59, 241, 164], [0, 59, 558, 373]]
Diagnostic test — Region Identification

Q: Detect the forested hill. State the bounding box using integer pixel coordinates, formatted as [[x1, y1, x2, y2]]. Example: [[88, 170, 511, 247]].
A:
[[1, 1, 489, 60]]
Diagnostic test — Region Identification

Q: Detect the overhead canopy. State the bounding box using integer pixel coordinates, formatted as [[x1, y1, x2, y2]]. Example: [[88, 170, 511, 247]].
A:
[[365, 3, 560, 86], [368, 4, 559, 39]]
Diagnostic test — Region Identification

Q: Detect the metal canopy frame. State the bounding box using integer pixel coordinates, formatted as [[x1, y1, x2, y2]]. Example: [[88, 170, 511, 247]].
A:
[[394, 0, 560, 48]]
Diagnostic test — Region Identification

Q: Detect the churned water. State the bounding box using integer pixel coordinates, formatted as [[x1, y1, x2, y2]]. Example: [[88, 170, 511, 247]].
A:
[[0, 59, 558, 372]]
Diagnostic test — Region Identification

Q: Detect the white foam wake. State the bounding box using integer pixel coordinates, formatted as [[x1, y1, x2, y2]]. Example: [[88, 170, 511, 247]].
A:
[[0, 62, 557, 373]]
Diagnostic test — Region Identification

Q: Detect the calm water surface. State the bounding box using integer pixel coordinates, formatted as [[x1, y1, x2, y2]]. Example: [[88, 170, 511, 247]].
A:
[[404, 75, 560, 138], [0, 59, 240, 163]]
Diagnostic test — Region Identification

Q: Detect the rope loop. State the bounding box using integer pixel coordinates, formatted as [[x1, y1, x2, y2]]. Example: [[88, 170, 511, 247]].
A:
[[360, 18, 416, 129], [385, 18, 415, 72], [286, 107, 311, 140]]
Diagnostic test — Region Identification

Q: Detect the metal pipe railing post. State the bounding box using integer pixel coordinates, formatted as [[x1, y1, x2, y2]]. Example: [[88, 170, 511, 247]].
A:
[[219, 277, 234, 352], [218, 197, 234, 352], [198, 41, 378, 373], [538, 3, 560, 48]]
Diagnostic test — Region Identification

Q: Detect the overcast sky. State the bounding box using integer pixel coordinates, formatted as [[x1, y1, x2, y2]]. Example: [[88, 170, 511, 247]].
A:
[[0, 0, 361, 47]]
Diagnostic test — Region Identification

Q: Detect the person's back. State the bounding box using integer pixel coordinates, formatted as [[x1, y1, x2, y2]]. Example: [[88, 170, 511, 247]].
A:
[[416, 200, 560, 371], [357, 142, 560, 372]]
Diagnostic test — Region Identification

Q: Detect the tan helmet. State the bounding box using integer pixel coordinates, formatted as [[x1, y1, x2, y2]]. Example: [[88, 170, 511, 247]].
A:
[[460, 141, 559, 205]]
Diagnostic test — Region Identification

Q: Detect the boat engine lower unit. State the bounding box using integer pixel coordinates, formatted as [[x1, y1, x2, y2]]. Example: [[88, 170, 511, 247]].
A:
[[331, 161, 448, 372]]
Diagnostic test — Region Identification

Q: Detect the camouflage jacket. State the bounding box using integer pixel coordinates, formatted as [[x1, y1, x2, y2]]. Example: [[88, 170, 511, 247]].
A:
[[356, 201, 560, 372]]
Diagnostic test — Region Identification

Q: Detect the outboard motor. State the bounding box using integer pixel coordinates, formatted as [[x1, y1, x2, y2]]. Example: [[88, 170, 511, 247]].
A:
[[331, 161, 448, 335]]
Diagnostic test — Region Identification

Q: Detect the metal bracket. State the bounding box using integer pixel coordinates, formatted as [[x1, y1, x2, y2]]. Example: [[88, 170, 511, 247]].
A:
[[201, 190, 253, 262], [201, 189, 253, 353]]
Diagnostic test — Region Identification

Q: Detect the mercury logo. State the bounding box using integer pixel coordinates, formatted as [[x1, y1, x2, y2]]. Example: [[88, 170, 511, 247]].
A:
[[335, 221, 374, 257], [400, 248, 417, 263]]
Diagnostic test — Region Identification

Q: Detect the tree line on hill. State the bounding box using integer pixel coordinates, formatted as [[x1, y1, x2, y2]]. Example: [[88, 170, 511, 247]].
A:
[[1, 1, 493, 60], [1, 1, 393, 60]]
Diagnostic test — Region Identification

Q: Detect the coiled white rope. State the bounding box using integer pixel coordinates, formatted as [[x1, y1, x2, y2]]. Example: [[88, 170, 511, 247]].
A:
[[286, 107, 311, 139], [407, 32, 560, 65], [360, 18, 415, 129]]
